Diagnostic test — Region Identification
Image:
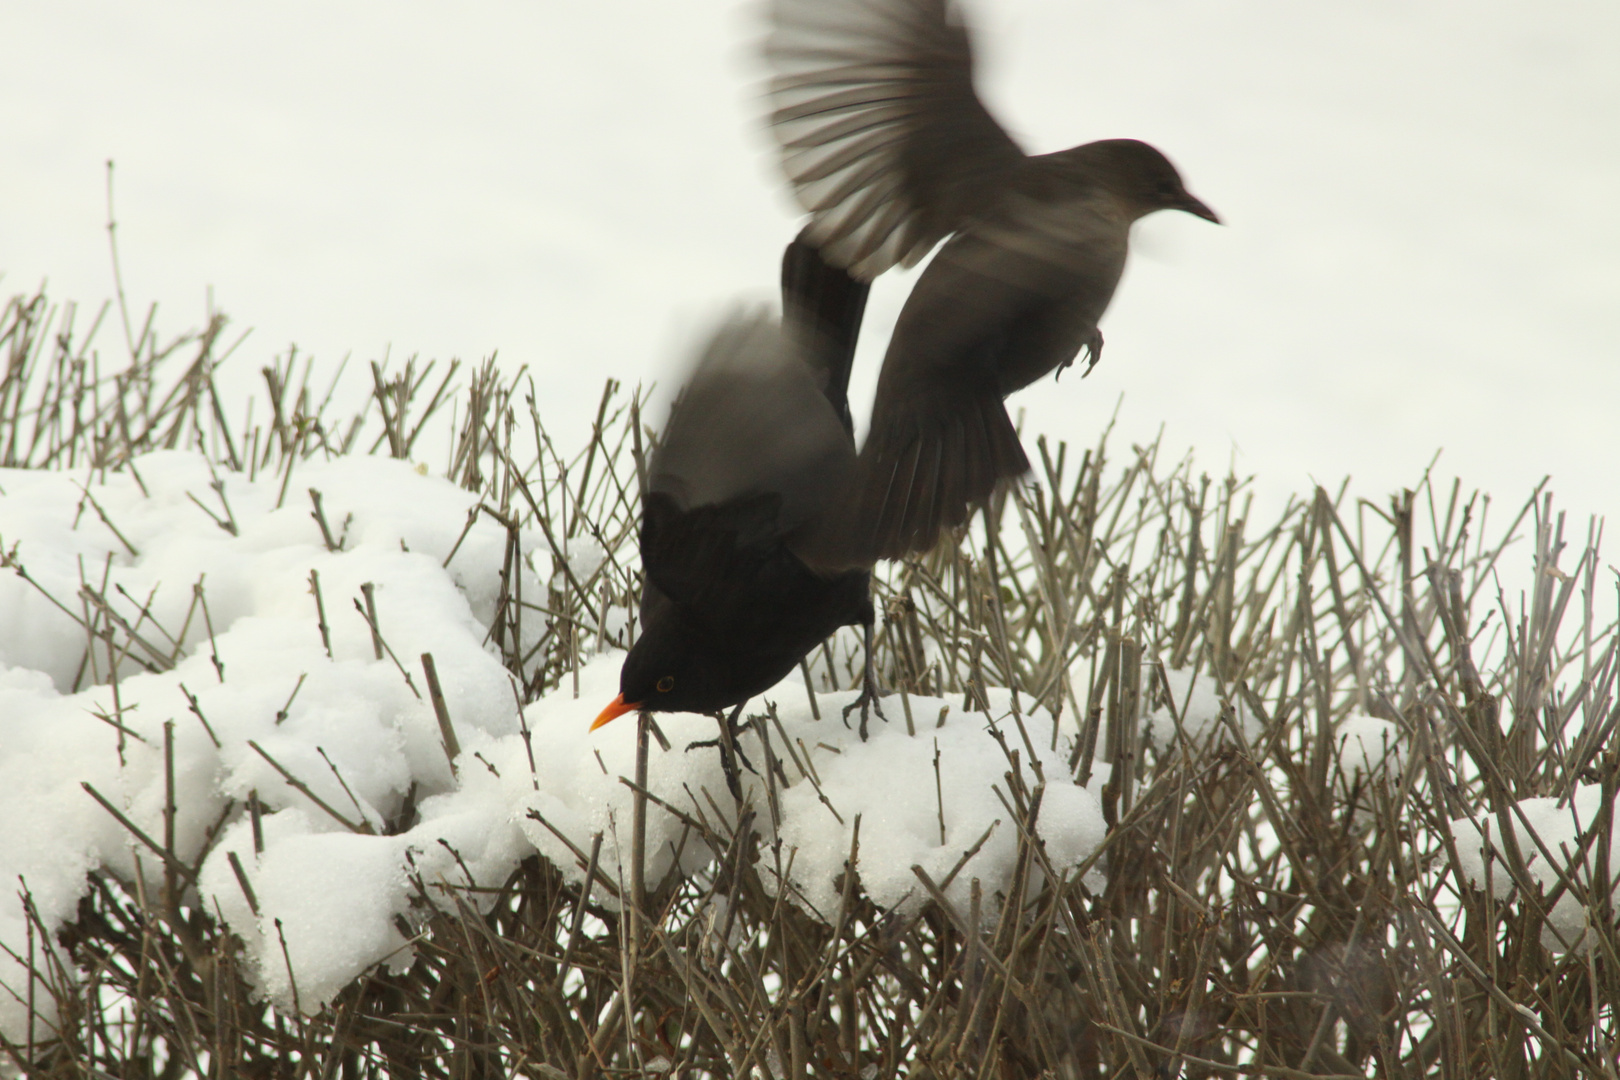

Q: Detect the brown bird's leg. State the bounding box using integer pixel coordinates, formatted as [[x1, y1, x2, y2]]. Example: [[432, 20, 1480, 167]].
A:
[[840, 617, 886, 741], [1080, 327, 1104, 377], [1055, 328, 1105, 381]]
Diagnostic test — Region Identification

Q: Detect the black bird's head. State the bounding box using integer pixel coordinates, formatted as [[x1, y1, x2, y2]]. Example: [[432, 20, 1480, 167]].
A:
[[1085, 138, 1220, 225], [591, 617, 732, 730]]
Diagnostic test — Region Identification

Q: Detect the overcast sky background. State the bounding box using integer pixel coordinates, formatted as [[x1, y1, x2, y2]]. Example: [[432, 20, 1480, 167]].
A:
[[5, 0, 1617, 567]]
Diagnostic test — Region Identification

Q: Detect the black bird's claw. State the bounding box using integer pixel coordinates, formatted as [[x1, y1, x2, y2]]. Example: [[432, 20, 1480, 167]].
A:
[[839, 618, 887, 742], [688, 706, 757, 801], [685, 736, 758, 776], [1058, 329, 1104, 381], [840, 685, 886, 742]]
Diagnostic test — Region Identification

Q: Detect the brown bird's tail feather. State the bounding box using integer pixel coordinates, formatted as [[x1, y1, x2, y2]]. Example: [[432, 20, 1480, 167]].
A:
[[848, 390, 1029, 562]]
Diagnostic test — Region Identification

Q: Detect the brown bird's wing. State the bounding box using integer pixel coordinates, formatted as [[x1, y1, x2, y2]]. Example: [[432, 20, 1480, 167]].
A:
[[842, 262, 1036, 562], [842, 197, 1131, 561], [646, 312, 859, 596], [764, 0, 1027, 280]]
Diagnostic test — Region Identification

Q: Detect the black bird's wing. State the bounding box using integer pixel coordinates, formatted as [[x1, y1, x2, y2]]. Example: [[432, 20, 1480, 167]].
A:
[[645, 313, 860, 606], [764, 0, 1027, 280], [639, 490, 787, 627], [781, 230, 870, 437]]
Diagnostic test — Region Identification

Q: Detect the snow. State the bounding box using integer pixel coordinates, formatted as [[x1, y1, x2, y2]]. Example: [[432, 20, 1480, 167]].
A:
[[1448, 783, 1619, 954], [758, 688, 1109, 922], [3, 0, 1617, 537], [0, 450, 1109, 1037], [0, 451, 538, 1034], [1130, 665, 1260, 750], [1144, 666, 1253, 748], [1334, 714, 1404, 786]]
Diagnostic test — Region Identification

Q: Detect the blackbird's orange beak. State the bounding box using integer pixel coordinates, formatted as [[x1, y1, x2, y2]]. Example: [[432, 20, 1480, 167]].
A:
[[590, 693, 640, 731]]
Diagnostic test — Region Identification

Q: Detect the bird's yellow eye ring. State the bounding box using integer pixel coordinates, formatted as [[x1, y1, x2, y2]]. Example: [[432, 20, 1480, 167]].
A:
[[656, 676, 675, 693]]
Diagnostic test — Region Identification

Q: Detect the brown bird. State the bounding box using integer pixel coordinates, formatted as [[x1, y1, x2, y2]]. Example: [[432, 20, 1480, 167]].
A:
[[764, 0, 1220, 559]]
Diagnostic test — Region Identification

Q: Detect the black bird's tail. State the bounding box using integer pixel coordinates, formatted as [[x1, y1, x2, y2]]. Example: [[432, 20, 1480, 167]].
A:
[[781, 230, 869, 438]]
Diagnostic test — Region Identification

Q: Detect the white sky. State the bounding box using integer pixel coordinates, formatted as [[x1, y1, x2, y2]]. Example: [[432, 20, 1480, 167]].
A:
[[5, 0, 1618, 540]]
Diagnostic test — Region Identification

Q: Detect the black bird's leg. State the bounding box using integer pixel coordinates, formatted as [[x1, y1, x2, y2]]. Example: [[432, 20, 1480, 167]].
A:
[[840, 618, 887, 741], [686, 704, 756, 800]]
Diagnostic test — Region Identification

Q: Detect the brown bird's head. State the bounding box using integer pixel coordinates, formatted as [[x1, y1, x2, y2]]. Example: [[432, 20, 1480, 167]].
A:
[[1075, 138, 1220, 225]]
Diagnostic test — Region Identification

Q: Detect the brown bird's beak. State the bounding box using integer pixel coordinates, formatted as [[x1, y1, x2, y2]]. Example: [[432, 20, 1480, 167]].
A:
[[591, 693, 640, 731], [1179, 193, 1221, 224]]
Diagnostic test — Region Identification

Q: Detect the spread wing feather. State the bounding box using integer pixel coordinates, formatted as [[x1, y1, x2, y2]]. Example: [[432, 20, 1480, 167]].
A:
[[765, 0, 1027, 281]]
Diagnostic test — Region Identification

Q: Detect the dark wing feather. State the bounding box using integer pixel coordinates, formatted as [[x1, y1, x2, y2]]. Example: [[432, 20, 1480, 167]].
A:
[[764, 0, 1027, 281], [644, 311, 861, 594], [781, 231, 870, 438], [831, 183, 1135, 561], [649, 313, 855, 534], [640, 489, 784, 617], [837, 222, 1106, 562], [848, 379, 1028, 561]]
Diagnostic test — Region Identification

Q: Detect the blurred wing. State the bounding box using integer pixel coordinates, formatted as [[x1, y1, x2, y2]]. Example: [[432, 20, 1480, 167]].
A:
[[765, 0, 1027, 281], [647, 312, 858, 576], [640, 491, 783, 615], [781, 230, 870, 437]]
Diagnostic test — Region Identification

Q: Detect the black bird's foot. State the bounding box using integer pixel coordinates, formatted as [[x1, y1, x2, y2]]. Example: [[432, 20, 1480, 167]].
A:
[[840, 619, 887, 742], [685, 736, 758, 774], [1057, 328, 1104, 380], [686, 705, 755, 800], [840, 684, 886, 742]]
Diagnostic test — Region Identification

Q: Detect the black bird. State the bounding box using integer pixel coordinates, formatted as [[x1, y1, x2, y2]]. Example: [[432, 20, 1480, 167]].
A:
[[764, 0, 1220, 558], [593, 240, 882, 774]]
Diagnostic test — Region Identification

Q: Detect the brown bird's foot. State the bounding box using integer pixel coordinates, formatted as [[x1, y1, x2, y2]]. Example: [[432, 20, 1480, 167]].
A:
[[1081, 329, 1104, 376], [1057, 329, 1105, 381]]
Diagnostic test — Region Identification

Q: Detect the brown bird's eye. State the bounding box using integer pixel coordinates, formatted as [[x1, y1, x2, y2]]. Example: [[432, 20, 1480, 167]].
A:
[[657, 676, 675, 693]]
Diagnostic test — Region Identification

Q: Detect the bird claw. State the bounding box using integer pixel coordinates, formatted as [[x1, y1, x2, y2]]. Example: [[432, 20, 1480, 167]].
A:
[[838, 617, 886, 741], [688, 707, 756, 800], [840, 685, 886, 741], [1057, 330, 1104, 381], [1080, 329, 1104, 377]]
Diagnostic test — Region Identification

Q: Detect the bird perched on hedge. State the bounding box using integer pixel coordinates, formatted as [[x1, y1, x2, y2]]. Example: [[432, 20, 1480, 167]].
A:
[[593, 240, 884, 790], [763, 0, 1220, 559]]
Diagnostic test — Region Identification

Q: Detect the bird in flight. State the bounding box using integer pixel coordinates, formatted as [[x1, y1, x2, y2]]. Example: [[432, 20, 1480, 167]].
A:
[[764, 0, 1220, 559]]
